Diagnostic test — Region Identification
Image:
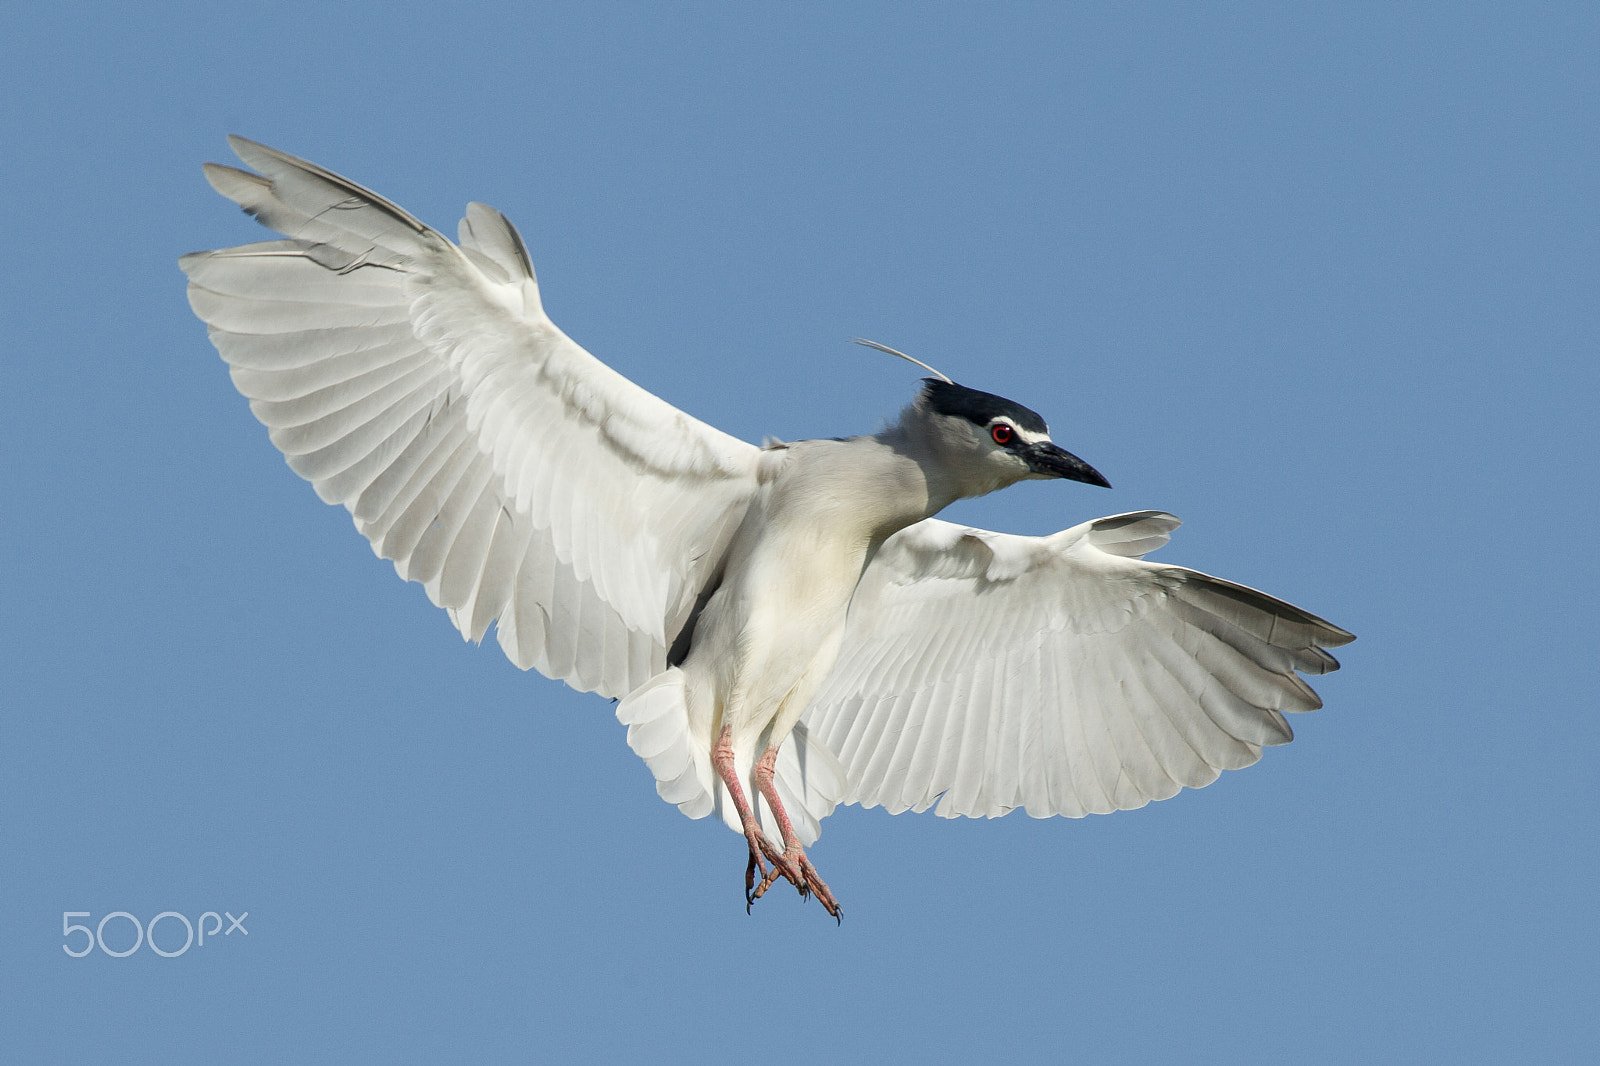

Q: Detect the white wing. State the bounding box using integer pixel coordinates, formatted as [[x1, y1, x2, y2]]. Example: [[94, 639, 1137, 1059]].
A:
[[182, 138, 760, 698], [803, 512, 1354, 819]]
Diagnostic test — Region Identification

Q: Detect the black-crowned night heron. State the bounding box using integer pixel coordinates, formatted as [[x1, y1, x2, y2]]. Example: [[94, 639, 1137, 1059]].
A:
[[182, 138, 1353, 921]]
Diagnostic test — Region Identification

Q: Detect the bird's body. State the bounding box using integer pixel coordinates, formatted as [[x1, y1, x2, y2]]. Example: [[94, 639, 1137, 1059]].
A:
[[707, 433, 954, 749], [693, 442, 896, 757], [184, 138, 1353, 920]]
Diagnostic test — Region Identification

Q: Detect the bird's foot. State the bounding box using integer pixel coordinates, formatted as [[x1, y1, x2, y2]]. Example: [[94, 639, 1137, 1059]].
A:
[[752, 840, 842, 923], [742, 825, 800, 913]]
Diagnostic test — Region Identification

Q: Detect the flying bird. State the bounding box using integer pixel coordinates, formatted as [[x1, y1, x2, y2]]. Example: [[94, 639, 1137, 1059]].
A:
[[182, 138, 1353, 921]]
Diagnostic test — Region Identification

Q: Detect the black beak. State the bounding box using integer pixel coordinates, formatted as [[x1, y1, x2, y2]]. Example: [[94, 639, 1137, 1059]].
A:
[[1026, 442, 1111, 488]]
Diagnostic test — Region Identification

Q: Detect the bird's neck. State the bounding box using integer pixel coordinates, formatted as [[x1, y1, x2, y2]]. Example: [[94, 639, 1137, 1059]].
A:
[[873, 419, 1008, 515]]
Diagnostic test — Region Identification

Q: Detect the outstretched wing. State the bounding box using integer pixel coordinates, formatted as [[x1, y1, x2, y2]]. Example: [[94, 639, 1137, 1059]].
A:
[[182, 138, 760, 698], [803, 512, 1353, 818]]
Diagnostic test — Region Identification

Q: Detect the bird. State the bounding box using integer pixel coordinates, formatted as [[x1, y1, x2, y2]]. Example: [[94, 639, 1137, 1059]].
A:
[[182, 137, 1354, 921]]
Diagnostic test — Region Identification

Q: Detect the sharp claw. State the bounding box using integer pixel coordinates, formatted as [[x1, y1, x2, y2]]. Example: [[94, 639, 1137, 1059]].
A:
[[732, 810, 842, 921], [720, 731, 843, 922], [744, 827, 782, 911]]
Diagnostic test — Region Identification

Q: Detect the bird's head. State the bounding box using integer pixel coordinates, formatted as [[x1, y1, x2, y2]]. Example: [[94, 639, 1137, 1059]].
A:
[[914, 378, 1111, 496]]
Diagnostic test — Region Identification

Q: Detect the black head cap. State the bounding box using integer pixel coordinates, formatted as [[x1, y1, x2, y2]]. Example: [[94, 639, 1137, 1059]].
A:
[[919, 379, 1049, 434]]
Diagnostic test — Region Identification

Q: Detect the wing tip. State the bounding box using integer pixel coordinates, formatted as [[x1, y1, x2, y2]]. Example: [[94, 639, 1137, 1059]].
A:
[[213, 135, 434, 237], [1086, 510, 1183, 558]]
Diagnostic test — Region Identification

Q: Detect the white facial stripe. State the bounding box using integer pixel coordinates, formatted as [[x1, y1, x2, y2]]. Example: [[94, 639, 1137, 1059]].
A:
[[1010, 423, 1052, 445]]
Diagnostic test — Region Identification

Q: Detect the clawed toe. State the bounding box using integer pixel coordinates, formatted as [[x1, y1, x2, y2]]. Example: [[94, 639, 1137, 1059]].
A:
[[741, 836, 842, 922], [719, 730, 841, 922], [797, 854, 842, 922], [743, 827, 803, 909]]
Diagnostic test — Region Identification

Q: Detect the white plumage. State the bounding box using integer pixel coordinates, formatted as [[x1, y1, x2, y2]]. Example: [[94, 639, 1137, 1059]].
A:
[[808, 513, 1340, 820], [183, 138, 1352, 920], [185, 140, 758, 699]]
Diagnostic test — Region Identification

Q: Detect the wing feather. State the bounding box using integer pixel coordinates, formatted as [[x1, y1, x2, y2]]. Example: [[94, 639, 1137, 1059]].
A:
[[217, 322, 419, 372], [806, 513, 1352, 820], [436, 480, 505, 607], [184, 139, 760, 695], [456, 507, 527, 643], [245, 351, 436, 426], [351, 404, 462, 524]]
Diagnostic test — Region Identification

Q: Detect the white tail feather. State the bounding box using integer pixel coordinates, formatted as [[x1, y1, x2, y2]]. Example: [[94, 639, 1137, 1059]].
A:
[[617, 669, 846, 845]]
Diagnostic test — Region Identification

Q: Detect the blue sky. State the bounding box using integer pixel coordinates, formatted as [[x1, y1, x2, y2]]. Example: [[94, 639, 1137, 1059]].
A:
[[3, 3, 1595, 1062]]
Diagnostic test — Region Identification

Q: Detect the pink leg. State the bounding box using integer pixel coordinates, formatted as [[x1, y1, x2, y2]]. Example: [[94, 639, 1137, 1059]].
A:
[[711, 726, 803, 911], [751, 745, 843, 922]]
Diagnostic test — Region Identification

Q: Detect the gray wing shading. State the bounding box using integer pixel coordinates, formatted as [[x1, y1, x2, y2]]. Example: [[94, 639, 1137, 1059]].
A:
[[803, 512, 1354, 818], [182, 138, 760, 698]]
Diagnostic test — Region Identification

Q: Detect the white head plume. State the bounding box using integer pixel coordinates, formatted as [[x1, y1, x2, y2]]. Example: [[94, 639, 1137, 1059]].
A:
[[851, 337, 953, 383]]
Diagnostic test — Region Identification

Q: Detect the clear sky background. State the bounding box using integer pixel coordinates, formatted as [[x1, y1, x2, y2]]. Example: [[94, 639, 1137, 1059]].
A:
[[3, 3, 1595, 1062]]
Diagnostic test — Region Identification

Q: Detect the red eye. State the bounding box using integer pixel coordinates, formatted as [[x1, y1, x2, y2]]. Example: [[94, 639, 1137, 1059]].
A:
[[991, 423, 1014, 445]]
